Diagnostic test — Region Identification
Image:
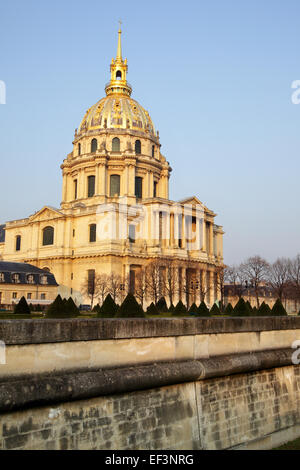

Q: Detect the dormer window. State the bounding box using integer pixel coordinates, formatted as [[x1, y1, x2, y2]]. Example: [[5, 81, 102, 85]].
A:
[[27, 274, 35, 284], [12, 273, 20, 283], [40, 275, 48, 285], [0, 273, 4, 283]]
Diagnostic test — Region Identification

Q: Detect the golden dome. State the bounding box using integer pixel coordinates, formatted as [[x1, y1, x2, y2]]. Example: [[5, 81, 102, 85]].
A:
[[78, 26, 157, 139], [78, 96, 156, 137]]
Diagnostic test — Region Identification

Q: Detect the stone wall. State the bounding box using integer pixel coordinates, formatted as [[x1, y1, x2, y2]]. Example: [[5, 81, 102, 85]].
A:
[[1, 317, 300, 450], [1, 364, 300, 450]]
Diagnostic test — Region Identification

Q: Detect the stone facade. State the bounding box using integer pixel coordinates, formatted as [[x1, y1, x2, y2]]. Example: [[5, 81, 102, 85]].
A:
[[0, 28, 224, 308]]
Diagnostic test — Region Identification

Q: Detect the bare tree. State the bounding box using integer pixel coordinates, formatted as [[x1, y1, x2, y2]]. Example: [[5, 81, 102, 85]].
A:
[[215, 265, 225, 307], [267, 258, 290, 300], [96, 273, 110, 305], [81, 272, 106, 309], [240, 256, 269, 308], [107, 272, 123, 303], [145, 260, 162, 305], [224, 265, 248, 299], [289, 255, 300, 290], [134, 268, 147, 308], [163, 258, 179, 307]]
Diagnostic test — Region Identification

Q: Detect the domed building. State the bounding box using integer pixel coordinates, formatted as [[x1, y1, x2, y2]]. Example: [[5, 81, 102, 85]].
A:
[[0, 27, 224, 308]]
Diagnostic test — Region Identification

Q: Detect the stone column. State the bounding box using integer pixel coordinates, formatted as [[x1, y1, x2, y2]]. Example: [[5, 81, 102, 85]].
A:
[[149, 172, 154, 197], [202, 219, 206, 253], [174, 213, 179, 248], [209, 223, 214, 256]]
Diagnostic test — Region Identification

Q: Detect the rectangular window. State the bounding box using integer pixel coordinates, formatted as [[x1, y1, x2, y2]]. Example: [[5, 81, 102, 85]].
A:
[[41, 293, 46, 300], [89, 224, 96, 243], [16, 235, 21, 251], [12, 292, 17, 299], [88, 175, 95, 197], [88, 269, 95, 295], [153, 181, 157, 197], [135, 177, 143, 199], [110, 175, 120, 197], [74, 179, 78, 199], [129, 225, 136, 243], [27, 293, 32, 300]]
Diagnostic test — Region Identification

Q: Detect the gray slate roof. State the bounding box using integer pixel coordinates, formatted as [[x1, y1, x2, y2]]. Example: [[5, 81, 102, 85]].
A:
[[0, 261, 58, 286]]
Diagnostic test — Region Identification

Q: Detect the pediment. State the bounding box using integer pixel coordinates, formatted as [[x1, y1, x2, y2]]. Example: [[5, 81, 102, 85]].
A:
[[178, 196, 204, 207], [29, 206, 64, 223]]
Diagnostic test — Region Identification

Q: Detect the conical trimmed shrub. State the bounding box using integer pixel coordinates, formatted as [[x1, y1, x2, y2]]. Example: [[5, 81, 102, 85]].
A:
[[14, 296, 31, 315], [252, 306, 258, 316], [246, 301, 253, 313], [172, 300, 188, 316], [116, 293, 145, 318], [271, 299, 287, 316], [45, 295, 70, 318], [97, 294, 118, 318], [156, 297, 168, 313], [188, 303, 198, 315], [232, 298, 251, 316], [65, 297, 79, 316], [196, 301, 210, 317], [168, 304, 175, 313], [210, 303, 221, 315], [257, 301, 272, 316], [146, 302, 160, 316], [224, 303, 233, 315]]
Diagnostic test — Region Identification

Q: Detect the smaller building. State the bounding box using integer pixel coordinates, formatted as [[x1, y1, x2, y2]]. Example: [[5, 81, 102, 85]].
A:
[[0, 262, 58, 309], [224, 283, 300, 315]]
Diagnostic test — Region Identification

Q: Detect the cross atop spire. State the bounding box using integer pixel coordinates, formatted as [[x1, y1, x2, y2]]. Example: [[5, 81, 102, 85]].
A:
[[116, 20, 122, 61], [105, 24, 132, 97]]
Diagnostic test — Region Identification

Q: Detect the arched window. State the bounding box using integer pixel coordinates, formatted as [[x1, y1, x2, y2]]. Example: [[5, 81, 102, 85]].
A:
[[153, 181, 157, 197], [110, 175, 120, 197], [78, 143, 81, 156], [135, 140, 141, 155], [42, 226, 54, 246], [135, 177, 143, 199], [91, 138, 97, 153], [16, 235, 21, 251], [152, 145, 155, 158], [89, 224, 96, 243], [87, 175, 95, 197], [116, 70, 122, 80], [112, 137, 120, 152]]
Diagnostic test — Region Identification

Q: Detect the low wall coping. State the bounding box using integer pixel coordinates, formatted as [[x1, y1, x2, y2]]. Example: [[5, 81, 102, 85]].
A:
[[0, 316, 300, 345], [0, 348, 295, 412]]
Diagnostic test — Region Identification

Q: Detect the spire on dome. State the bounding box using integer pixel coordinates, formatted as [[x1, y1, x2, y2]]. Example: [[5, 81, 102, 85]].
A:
[[116, 20, 122, 61], [105, 23, 132, 97]]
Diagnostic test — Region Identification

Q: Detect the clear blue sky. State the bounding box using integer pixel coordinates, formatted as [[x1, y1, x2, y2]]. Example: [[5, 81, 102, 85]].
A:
[[1, 0, 300, 265]]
